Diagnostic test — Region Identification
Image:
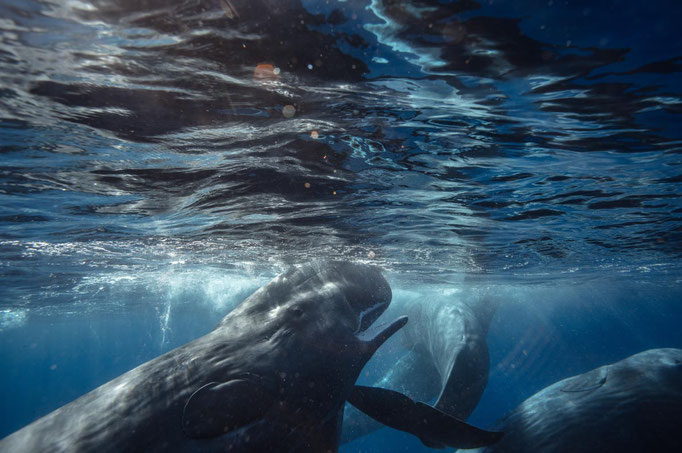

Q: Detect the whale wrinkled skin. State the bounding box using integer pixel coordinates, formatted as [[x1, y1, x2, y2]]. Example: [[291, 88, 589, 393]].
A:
[[0, 262, 403, 452], [469, 348, 682, 453], [0, 261, 502, 452]]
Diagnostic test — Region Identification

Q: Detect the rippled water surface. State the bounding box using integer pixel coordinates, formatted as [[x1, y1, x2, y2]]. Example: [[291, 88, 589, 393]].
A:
[[2, 0, 680, 284], [1, 0, 681, 448]]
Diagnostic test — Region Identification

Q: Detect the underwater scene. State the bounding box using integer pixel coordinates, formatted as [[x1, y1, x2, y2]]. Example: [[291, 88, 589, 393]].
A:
[[1, 0, 681, 451]]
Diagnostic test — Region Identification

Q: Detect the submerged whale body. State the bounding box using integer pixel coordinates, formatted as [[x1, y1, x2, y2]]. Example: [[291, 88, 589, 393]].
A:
[[0, 261, 502, 452], [471, 348, 682, 453], [343, 295, 499, 443]]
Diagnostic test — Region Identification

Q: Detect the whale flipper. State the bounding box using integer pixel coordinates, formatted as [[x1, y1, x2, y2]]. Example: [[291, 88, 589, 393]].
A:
[[348, 385, 503, 449], [343, 296, 500, 444], [182, 379, 274, 439], [342, 350, 440, 442]]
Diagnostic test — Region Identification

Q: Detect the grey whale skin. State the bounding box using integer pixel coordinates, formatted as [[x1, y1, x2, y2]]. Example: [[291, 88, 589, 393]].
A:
[[0, 261, 501, 452], [343, 295, 499, 443], [469, 348, 682, 453]]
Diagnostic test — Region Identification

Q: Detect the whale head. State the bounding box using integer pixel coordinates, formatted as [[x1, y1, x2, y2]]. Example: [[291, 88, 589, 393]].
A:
[[184, 261, 407, 451]]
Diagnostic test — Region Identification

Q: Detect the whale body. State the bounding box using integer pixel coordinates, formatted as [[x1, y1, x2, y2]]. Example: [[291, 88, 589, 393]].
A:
[[0, 261, 501, 452], [470, 348, 682, 453], [343, 294, 499, 443]]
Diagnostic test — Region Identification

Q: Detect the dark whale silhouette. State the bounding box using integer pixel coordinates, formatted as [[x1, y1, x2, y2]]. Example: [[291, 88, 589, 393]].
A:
[[0, 261, 501, 452], [470, 348, 682, 453]]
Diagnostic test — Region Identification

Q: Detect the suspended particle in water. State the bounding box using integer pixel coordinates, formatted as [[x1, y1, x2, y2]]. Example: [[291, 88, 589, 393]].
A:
[[282, 104, 296, 118], [367, 251, 376, 259], [304, 182, 311, 189], [254, 63, 280, 81], [333, 191, 337, 195], [310, 130, 319, 139], [307, 64, 313, 70]]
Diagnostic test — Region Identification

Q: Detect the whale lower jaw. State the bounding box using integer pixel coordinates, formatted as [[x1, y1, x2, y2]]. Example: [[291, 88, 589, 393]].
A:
[[357, 316, 409, 355], [355, 301, 389, 334]]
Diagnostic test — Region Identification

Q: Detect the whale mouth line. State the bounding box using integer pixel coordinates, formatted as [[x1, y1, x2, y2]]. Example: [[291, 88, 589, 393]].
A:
[[356, 315, 408, 349], [354, 301, 389, 334]]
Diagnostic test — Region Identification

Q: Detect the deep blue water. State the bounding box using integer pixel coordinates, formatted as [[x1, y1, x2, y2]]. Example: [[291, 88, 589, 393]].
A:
[[1, 0, 681, 451]]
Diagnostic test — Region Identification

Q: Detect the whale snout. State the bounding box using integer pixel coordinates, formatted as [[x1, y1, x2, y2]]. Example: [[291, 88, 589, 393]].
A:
[[332, 262, 392, 326], [322, 261, 399, 349]]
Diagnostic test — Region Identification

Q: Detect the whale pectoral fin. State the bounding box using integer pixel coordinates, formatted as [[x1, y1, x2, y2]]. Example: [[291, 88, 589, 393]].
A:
[[348, 385, 503, 449], [411, 401, 503, 449], [341, 351, 440, 444], [182, 379, 273, 439]]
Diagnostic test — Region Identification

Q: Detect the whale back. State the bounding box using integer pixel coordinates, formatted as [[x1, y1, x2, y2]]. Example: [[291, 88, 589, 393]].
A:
[[472, 348, 682, 453]]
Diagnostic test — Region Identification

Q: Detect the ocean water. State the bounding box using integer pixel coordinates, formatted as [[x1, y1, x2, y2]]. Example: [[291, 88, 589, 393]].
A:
[[0, 0, 681, 451]]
